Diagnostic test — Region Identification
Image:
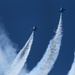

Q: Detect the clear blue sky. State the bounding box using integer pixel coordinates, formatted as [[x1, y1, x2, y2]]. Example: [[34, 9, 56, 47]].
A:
[[0, 0, 75, 75]]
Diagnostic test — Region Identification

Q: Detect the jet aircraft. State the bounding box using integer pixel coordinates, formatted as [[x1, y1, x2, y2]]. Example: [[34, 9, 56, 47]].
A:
[[32, 26, 37, 31], [59, 7, 65, 13]]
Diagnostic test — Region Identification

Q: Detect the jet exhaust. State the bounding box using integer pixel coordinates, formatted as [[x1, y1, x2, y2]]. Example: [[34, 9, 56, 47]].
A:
[[26, 13, 63, 75], [0, 25, 17, 75], [67, 52, 75, 75], [7, 32, 34, 75]]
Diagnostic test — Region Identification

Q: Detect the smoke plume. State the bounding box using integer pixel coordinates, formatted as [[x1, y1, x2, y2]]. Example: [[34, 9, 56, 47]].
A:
[[67, 52, 75, 75], [8, 32, 34, 75], [26, 13, 63, 75]]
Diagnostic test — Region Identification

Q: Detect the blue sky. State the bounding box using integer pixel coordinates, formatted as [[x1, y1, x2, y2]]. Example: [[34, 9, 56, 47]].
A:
[[0, 0, 75, 75]]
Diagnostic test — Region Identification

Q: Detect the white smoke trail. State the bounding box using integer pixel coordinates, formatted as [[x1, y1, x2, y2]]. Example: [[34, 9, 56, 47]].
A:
[[0, 25, 17, 75], [27, 13, 63, 75], [67, 52, 75, 75], [0, 25, 28, 75], [8, 31, 34, 75]]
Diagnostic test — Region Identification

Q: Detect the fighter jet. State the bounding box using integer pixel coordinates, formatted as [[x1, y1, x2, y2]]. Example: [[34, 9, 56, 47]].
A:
[[32, 26, 37, 31], [59, 7, 65, 13]]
